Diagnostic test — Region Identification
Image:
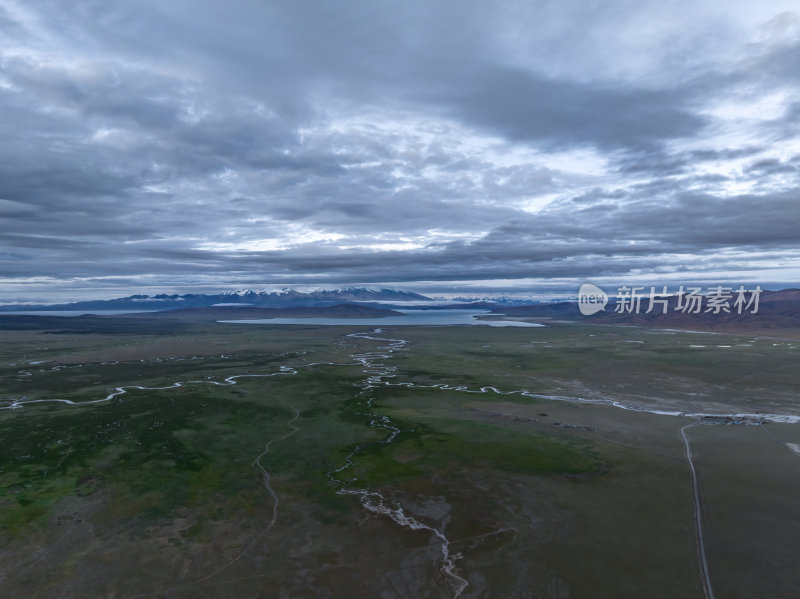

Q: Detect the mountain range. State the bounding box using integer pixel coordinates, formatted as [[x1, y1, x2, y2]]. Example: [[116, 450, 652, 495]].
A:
[[0, 288, 432, 312], [496, 288, 800, 332], [117, 304, 403, 321], [4, 287, 800, 334]]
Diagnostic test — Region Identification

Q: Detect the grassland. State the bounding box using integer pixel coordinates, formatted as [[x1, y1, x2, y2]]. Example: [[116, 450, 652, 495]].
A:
[[1, 319, 798, 597]]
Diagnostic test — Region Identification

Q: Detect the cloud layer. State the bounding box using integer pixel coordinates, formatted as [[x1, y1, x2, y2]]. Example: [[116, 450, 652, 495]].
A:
[[1, 0, 799, 301]]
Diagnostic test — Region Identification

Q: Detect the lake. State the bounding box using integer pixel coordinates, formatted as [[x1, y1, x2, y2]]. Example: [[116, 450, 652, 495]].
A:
[[219, 309, 544, 327]]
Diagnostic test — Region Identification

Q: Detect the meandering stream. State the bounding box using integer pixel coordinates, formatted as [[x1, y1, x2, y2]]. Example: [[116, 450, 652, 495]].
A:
[[325, 330, 470, 596]]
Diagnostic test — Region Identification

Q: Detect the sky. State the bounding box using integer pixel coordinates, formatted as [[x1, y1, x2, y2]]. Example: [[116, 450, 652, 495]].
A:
[[1, 0, 799, 303]]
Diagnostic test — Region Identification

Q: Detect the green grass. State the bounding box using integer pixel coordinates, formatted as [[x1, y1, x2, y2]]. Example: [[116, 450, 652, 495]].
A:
[[343, 407, 601, 489], [2, 320, 800, 598]]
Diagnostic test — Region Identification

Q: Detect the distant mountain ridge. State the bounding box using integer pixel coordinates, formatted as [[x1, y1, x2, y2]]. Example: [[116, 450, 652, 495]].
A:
[[6, 287, 800, 333], [117, 304, 403, 320], [0, 288, 432, 312], [495, 288, 800, 332]]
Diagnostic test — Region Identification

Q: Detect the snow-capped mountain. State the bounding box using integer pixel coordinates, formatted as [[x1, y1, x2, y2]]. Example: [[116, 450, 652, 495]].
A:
[[0, 288, 433, 312]]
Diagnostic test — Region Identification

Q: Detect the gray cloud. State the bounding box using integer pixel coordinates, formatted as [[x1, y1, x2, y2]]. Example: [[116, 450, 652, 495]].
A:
[[432, 67, 708, 151], [1, 0, 799, 302]]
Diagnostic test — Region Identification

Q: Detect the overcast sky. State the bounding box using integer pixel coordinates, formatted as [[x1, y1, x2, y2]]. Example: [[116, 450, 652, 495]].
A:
[[1, 0, 799, 302]]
